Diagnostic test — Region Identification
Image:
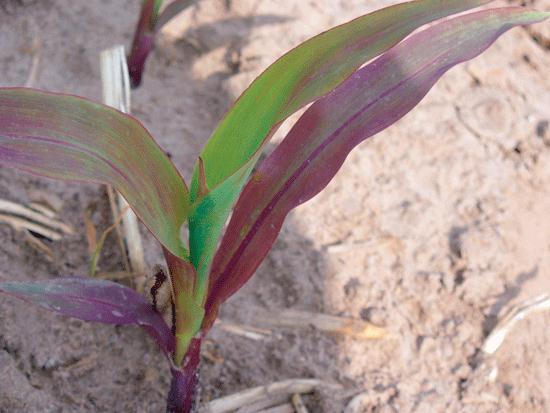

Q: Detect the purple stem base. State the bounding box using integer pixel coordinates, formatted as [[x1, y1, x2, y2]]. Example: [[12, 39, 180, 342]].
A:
[[166, 338, 202, 413]]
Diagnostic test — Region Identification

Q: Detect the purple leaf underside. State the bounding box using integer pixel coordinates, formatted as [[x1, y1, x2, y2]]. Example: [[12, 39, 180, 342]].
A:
[[206, 7, 549, 315], [0, 277, 175, 354]]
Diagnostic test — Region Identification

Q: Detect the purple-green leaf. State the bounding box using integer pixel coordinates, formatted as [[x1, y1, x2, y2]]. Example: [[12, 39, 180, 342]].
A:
[[188, 0, 493, 306], [0, 88, 189, 259], [193, 0, 494, 190], [204, 7, 549, 319], [0, 277, 175, 354]]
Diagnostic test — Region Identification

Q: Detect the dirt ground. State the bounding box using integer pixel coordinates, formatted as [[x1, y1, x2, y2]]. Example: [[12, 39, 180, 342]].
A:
[[0, 0, 549, 412]]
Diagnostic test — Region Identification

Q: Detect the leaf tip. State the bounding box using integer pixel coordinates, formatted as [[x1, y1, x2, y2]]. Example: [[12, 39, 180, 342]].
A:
[[197, 157, 210, 199]]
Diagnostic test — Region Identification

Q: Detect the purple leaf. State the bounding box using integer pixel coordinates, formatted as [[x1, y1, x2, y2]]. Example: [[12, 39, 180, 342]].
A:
[[0, 277, 175, 354], [128, 0, 162, 88], [204, 7, 549, 321], [128, 0, 196, 87]]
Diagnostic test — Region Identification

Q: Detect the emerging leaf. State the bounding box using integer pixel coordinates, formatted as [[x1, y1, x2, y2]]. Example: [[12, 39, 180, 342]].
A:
[[188, 0, 493, 306], [128, 0, 197, 87], [0, 88, 189, 259], [128, 0, 164, 87], [204, 7, 549, 321], [0, 277, 175, 354]]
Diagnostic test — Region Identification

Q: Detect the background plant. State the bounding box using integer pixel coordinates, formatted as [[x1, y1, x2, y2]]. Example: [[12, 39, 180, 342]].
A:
[[0, 1, 547, 412]]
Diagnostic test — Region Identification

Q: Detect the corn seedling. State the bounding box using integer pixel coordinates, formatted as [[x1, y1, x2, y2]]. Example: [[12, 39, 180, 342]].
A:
[[0, 1, 547, 412]]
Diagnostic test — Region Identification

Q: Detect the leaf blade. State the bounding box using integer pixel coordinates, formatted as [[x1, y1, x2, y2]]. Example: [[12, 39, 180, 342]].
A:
[[0, 88, 189, 259], [194, 0, 494, 190], [0, 277, 175, 354], [205, 7, 549, 319], [189, 0, 493, 304]]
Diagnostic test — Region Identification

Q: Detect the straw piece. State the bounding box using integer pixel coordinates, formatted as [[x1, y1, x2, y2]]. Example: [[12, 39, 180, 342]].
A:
[[251, 308, 386, 339], [200, 379, 331, 413], [0, 199, 73, 235], [214, 319, 272, 341], [482, 293, 550, 355], [291, 393, 308, 413], [257, 404, 294, 413], [100, 45, 147, 281], [234, 394, 290, 413]]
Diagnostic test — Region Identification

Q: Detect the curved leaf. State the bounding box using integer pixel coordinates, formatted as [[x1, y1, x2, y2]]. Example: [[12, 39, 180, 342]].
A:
[[204, 7, 549, 320], [193, 0, 494, 190], [0, 88, 189, 259], [0, 277, 175, 354], [157, 0, 197, 30], [188, 0, 493, 304]]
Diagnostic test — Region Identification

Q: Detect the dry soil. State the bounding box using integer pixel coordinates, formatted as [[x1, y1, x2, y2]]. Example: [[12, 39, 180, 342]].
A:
[[0, 0, 549, 412]]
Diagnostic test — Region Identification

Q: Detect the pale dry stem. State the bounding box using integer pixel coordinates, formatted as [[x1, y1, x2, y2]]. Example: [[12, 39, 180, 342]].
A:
[[199, 379, 339, 413], [100, 45, 147, 288]]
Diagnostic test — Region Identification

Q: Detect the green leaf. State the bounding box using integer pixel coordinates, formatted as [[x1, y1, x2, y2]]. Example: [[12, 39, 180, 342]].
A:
[[188, 0, 493, 303], [0, 88, 189, 259]]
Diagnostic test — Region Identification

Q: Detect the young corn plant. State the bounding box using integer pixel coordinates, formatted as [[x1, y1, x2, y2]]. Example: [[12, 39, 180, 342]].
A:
[[0, 1, 547, 412]]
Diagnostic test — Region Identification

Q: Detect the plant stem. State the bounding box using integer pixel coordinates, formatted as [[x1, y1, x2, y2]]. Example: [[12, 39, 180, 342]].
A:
[[166, 337, 202, 413], [163, 248, 205, 365]]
